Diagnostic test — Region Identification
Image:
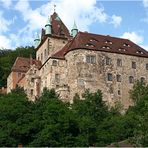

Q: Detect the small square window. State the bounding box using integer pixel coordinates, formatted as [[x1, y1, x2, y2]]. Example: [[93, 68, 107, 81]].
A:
[[132, 61, 136, 69], [117, 59, 122, 67], [129, 76, 134, 83], [117, 75, 121, 82], [140, 77, 145, 83], [146, 63, 148, 70], [31, 78, 34, 82], [107, 73, 113, 81], [52, 60, 58, 66], [118, 90, 121, 95]]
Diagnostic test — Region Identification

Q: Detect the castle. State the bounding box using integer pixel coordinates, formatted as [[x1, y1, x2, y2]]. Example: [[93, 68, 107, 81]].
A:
[[7, 11, 148, 108]]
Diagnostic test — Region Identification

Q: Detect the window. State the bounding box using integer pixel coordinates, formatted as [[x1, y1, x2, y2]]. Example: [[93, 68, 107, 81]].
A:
[[107, 73, 113, 81], [55, 74, 60, 83], [41, 53, 43, 61], [146, 63, 148, 70], [106, 57, 111, 65], [78, 79, 84, 86], [31, 78, 34, 82], [118, 90, 121, 95], [48, 48, 50, 55], [31, 89, 33, 96], [132, 61, 136, 69], [140, 77, 145, 83], [52, 60, 58, 66], [18, 72, 21, 78], [85, 43, 95, 47], [86, 55, 96, 64], [117, 59, 122, 67], [44, 49, 47, 59], [38, 56, 40, 61], [117, 74, 121, 82], [129, 76, 134, 84]]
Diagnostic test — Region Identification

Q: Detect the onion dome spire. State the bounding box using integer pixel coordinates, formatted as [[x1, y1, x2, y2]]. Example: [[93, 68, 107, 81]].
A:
[[45, 16, 52, 35], [71, 21, 78, 37]]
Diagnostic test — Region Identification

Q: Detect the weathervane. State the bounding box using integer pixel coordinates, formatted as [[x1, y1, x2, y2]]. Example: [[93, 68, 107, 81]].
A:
[[54, 4, 56, 12]]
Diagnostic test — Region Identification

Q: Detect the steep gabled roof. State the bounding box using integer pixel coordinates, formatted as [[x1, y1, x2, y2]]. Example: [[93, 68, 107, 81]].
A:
[[52, 31, 148, 59], [11, 57, 42, 72], [51, 12, 70, 37]]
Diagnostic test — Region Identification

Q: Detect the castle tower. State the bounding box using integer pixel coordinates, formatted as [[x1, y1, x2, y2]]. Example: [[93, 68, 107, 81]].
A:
[[71, 21, 78, 37], [45, 17, 52, 35]]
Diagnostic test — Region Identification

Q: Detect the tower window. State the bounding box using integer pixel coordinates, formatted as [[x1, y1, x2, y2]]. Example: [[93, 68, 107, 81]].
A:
[[117, 59, 122, 67], [41, 53, 43, 61], [129, 76, 134, 84], [146, 63, 148, 70], [86, 55, 96, 64], [107, 73, 113, 81], [44, 49, 47, 60], [52, 60, 58, 66], [55, 74, 60, 83], [132, 61, 136, 69]]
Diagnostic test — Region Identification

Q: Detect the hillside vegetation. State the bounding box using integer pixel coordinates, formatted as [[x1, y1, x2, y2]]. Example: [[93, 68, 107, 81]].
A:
[[0, 81, 148, 147], [0, 46, 35, 88]]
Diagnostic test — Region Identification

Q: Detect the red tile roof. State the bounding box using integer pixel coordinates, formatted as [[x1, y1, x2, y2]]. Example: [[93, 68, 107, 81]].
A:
[[52, 31, 148, 59], [12, 57, 42, 72], [51, 12, 70, 38]]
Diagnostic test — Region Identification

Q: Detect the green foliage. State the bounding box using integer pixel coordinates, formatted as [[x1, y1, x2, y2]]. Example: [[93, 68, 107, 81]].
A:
[[130, 80, 148, 104], [0, 85, 148, 147], [128, 81, 148, 146], [0, 46, 35, 87]]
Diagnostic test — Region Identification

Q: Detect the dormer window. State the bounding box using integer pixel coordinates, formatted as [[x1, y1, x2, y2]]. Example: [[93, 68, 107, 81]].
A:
[[123, 43, 130, 47], [102, 46, 110, 49], [89, 38, 98, 42], [136, 50, 143, 54], [85, 43, 95, 47], [118, 48, 126, 52], [105, 40, 112, 44]]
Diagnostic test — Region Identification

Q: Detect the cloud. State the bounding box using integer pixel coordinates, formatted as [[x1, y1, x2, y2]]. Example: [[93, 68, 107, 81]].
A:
[[143, 0, 148, 7], [121, 32, 143, 44], [0, 0, 122, 49], [0, 11, 12, 33], [0, 0, 12, 8], [15, 0, 122, 33], [0, 35, 12, 49], [110, 15, 122, 28]]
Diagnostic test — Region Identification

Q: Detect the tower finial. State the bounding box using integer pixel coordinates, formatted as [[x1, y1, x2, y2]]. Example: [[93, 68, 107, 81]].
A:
[[54, 4, 56, 12]]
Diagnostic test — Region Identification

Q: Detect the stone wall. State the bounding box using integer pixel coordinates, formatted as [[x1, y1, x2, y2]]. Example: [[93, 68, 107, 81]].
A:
[[65, 49, 148, 108]]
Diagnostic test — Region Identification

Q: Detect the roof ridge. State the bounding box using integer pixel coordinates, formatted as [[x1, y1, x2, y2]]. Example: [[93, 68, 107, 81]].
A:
[[79, 31, 131, 41]]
